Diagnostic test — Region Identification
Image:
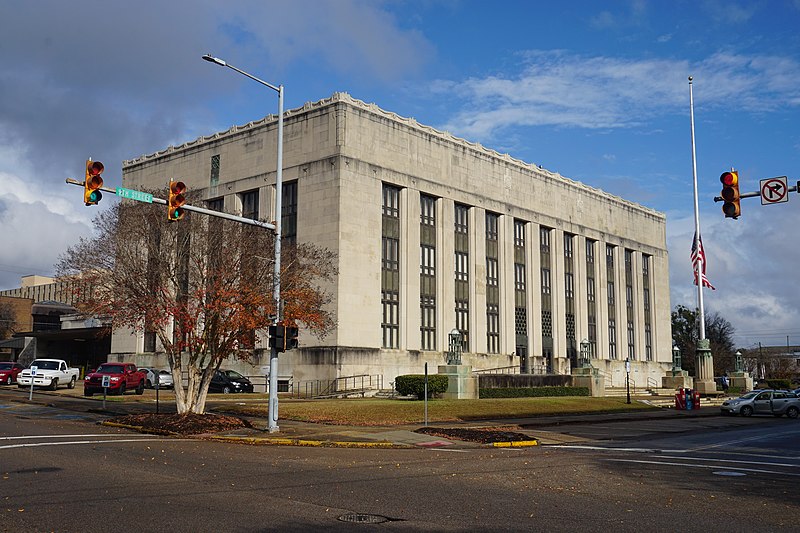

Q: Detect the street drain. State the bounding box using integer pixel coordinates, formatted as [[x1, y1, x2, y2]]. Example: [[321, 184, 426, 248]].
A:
[[337, 513, 391, 524]]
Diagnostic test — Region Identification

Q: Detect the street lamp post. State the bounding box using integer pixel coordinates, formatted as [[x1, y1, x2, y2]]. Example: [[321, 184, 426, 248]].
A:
[[203, 53, 284, 433], [625, 357, 631, 404]]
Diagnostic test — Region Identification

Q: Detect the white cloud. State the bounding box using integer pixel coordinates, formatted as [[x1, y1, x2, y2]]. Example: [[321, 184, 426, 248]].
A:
[[435, 50, 800, 140], [0, 0, 431, 290]]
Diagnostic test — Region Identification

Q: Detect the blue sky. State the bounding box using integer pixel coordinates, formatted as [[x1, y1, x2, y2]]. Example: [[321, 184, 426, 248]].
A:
[[1, 0, 799, 349]]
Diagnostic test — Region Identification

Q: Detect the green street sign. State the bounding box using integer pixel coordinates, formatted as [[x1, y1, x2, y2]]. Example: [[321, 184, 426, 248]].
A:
[[116, 187, 153, 203]]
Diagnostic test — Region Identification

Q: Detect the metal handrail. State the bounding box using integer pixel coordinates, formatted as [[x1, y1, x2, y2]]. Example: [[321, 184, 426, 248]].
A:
[[646, 376, 659, 389], [472, 365, 520, 375]]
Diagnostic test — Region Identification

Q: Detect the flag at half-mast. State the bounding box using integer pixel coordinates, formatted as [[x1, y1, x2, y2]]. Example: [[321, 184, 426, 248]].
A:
[[691, 231, 715, 290]]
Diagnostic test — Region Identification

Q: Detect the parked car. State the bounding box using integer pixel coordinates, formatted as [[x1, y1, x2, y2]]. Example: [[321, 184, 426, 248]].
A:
[[139, 367, 174, 389], [0, 362, 24, 385], [720, 389, 800, 418], [18, 359, 80, 390], [209, 370, 254, 394], [84, 363, 146, 396]]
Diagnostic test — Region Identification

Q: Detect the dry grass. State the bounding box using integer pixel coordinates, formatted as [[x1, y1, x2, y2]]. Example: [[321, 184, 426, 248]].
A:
[[220, 396, 656, 426]]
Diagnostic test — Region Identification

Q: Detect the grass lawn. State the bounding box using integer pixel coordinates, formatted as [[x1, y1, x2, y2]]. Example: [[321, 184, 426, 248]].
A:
[[218, 396, 657, 426]]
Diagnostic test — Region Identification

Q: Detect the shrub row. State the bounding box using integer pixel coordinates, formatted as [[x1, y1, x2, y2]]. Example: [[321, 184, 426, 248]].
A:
[[395, 374, 449, 399], [479, 386, 590, 398], [766, 379, 793, 391]]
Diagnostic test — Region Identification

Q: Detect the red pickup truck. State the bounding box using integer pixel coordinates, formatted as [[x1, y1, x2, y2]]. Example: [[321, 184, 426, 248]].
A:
[[84, 363, 146, 396]]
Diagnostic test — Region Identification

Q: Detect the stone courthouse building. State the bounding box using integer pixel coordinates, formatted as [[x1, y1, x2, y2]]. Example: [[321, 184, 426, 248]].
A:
[[115, 93, 671, 389]]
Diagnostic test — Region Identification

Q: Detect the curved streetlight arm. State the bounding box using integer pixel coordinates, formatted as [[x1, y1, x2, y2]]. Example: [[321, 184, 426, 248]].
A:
[[203, 54, 281, 94]]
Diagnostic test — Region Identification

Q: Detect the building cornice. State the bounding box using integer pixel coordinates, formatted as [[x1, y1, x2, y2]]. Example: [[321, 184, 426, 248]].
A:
[[123, 92, 664, 220]]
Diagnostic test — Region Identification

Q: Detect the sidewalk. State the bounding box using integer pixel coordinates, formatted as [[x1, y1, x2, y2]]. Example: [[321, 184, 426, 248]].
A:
[[0, 384, 721, 449]]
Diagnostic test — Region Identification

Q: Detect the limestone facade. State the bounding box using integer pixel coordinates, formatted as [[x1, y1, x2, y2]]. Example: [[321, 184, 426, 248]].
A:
[[116, 93, 671, 389]]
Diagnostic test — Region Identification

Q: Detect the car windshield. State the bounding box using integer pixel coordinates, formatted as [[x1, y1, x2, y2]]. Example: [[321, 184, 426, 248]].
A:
[[740, 392, 759, 400], [96, 364, 124, 374], [223, 370, 244, 380], [0, 363, 12, 370], [158, 370, 170, 375], [32, 360, 59, 370]]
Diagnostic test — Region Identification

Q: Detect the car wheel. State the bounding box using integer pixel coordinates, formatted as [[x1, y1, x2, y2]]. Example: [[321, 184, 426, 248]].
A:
[[136, 381, 145, 395], [118, 383, 126, 396], [50, 378, 58, 391], [146, 379, 153, 389], [84, 389, 93, 397], [4, 376, 11, 386], [740, 405, 753, 417], [787, 406, 799, 419], [222, 386, 232, 394], [67, 376, 76, 389]]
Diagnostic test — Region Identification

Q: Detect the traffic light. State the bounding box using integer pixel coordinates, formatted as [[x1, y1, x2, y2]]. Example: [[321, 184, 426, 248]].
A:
[[268, 324, 286, 353], [720, 171, 740, 219], [84, 159, 104, 205], [167, 180, 187, 221], [286, 326, 299, 350]]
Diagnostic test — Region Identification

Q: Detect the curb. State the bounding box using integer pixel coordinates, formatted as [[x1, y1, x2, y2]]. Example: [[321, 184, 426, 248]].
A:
[[204, 435, 411, 448], [491, 440, 539, 448]]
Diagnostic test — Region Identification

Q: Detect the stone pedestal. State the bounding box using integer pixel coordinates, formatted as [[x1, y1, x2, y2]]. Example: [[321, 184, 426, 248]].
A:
[[729, 371, 753, 391], [662, 370, 693, 390], [438, 365, 479, 399], [571, 366, 605, 397], [693, 339, 717, 394]]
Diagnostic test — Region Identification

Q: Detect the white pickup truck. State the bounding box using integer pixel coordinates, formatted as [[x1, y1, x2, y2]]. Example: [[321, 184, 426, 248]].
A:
[[17, 359, 80, 390]]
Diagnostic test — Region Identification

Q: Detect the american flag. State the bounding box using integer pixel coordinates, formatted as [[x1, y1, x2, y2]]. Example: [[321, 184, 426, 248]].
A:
[[691, 231, 715, 290]]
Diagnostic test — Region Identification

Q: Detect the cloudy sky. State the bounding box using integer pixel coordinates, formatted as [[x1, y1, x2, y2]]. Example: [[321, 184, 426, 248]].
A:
[[2, 0, 799, 349]]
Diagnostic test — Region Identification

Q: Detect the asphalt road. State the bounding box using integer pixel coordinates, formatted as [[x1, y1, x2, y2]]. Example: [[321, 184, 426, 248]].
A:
[[2, 400, 800, 532]]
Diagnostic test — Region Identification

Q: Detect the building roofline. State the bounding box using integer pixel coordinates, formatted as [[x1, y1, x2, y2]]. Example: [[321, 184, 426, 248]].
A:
[[123, 92, 664, 220]]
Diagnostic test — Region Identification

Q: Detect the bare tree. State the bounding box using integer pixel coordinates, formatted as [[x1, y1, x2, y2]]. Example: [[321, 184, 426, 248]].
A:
[[671, 305, 737, 376], [56, 198, 336, 414], [0, 300, 16, 339]]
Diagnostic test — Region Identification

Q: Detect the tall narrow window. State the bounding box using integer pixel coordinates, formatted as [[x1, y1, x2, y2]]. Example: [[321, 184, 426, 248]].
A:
[[282, 180, 298, 245], [241, 189, 259, 220], [454, 204, 470, 351], [420, 194, 437, 350], [586, 239, 597, 354], [642, 254, 653, 361], [625, 249, 635, 360], [210, 154, 220, 187], [540, 226, 553, 370], [382, 184, 401, 348], [564, 233, 576, 368], [514, 220, 528, 366], [606, 244, 617, 359], [486, 212, 500, 354]]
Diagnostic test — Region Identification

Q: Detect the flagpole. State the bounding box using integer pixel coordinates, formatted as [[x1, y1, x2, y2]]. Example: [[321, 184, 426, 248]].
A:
[[689, 76, 706, 341]]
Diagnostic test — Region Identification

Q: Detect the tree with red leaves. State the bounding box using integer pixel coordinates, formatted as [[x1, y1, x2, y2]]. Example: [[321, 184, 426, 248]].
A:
[[57, 198, 336, 414]]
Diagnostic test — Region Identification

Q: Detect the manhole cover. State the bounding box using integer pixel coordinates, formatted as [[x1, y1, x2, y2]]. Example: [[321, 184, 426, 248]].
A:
[[337, 513, 390, 524], [713, 471, 747, 477]]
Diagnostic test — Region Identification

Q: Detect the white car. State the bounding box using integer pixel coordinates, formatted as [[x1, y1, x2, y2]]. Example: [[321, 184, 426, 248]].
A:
[[138, 367, 174, 389]]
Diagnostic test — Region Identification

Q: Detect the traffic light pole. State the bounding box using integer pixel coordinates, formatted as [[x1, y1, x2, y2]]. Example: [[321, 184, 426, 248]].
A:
[[65, 178, 276, 230]]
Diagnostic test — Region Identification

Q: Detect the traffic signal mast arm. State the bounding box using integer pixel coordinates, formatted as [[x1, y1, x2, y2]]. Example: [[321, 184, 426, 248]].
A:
[[713, 189, 774, 202], [65, 178, 276, 231]]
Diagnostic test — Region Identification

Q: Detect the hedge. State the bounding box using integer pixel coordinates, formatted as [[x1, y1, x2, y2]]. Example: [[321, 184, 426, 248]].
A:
[[766, 379, 793, 391], [395, 374, 449, 399], [479, 386, 590, 398]]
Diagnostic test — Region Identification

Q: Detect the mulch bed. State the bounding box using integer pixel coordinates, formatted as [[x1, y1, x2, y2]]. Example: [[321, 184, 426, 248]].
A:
[[415, 426, 533, 444], [106, 413, 251, 435]]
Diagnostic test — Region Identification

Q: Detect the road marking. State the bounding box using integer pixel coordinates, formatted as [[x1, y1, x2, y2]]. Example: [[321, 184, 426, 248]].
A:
[[606, 458, 800, 477], [0, 434, 156, 441], [655, 454, 800, 469], [0, 438, 186, 450]]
